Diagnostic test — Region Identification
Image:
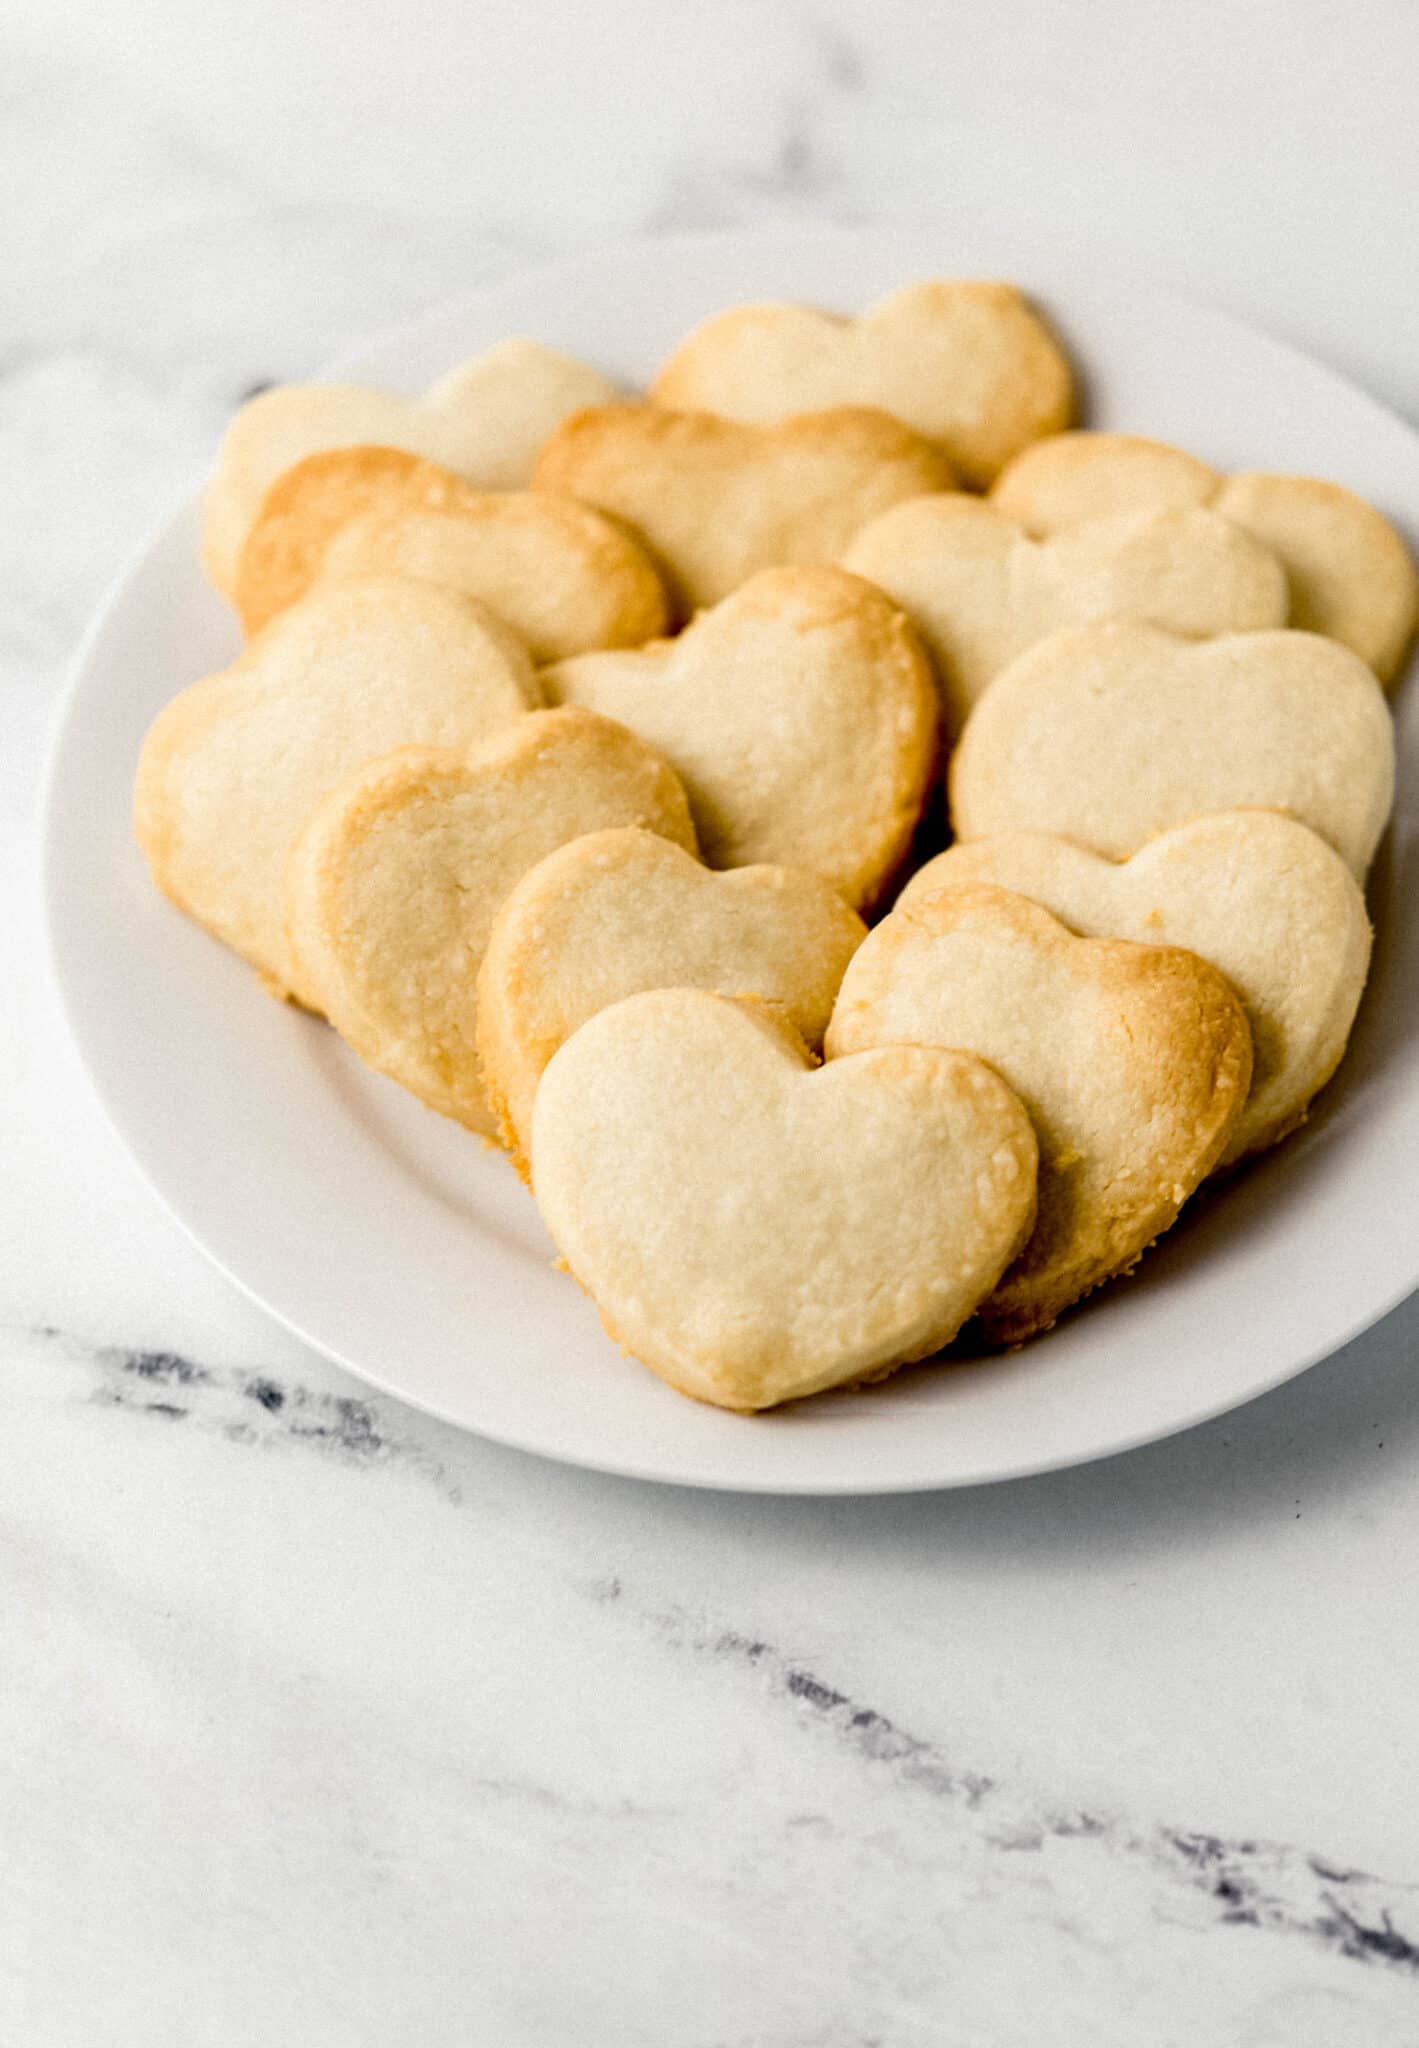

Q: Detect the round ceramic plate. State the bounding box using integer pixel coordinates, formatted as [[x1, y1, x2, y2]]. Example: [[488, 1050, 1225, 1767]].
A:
[[43, 227, 1419, 1493]]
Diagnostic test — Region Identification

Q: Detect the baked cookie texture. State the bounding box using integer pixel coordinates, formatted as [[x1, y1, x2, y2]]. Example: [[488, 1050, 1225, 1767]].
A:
[[284, 709, 695, 1136], [477, 827, 866, 1174], [202, 339, 621, 598], [991, 432, 1419, 684], [844, 496, 1287, 736], [530, 990, 1039, 1411], [826, 884, 1254, 1343], [232, 445, 670, 656], [902, 812, 1371, 1163], [650, 280, 1074, 488], [530, 402, 956, 611], [948, 620, 1395, 877], [133, 576, 541, 1001], [540, 566, 938, 911]]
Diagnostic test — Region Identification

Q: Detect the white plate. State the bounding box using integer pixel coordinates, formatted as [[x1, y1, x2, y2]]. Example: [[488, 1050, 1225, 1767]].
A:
[[43, 227, 1419, 1493]]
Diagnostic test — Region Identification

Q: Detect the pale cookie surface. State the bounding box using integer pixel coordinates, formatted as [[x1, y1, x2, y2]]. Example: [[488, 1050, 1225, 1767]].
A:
[[133, 576, 541, 1000], [949, 621, 1395, 877], [202, 339, 621, 597], [477, 827, 866, 1171], [285, 709, 695, 1135], [992, 432, 1217, 529], [844, 497, 1287, 736], [1210, 473, 1419, 686], [531, 991, 1039, 1411], [826, 884, 1253, 1343], [991, 432, 1419, 684], [902, 812, 1371, 1164], [531, 403, 955, 611], [540, 566, 938, 910], [233, 445, 669, 656], [650, 280, 1073, 488]]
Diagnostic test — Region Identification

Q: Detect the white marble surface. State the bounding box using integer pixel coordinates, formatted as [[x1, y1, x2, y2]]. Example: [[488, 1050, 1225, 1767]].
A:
[[6, 4, 1419, 2041]]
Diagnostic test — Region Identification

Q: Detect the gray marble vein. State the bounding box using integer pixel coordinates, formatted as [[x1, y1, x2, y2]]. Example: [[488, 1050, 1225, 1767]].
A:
[[588, 1582, 1419, 1979], [14, 1324, 1419, 2009]]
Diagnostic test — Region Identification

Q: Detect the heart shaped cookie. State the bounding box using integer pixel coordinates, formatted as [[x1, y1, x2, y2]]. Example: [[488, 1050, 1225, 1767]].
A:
[[1211, 473, 1418, 684], [202, 338, 621, 597], [285, 708, 695, 1134], [540, 566, 938, 910], [477, 827, 866, 1173], [651, 280, 1074, 488], [826, 884, 1254, 1342], [992, 432, 1218, 529], [948, 621, 1394, 876], [530, 991, 1038, 1410], [844, 497, 1287, 735], [531, 403, 955, 611], [133, 576, 541, 999], [902, 811, 1371, 1163], [991, 433, 1419, 684], [231, 446, 670, 654]]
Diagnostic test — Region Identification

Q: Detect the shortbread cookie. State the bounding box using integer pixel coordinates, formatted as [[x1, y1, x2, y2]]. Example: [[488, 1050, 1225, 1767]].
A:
[[285, 709, 695, 1134], [992, 433, 1217, 530], [651, 280, 1073, 488], [844, 497, 1287, 735], [202, 339, 621, 596], [134, 577, 541, 999], [478, 827, 866, 1172], [826, 884, 1253, 1342], [1210, 474, 1418, 685], [949, 621, 1394, 877], [992, 433, 1419, 684], [902, 812, 1370, 1163], [531, 403, 955, 610], [540, 566, 938, 910], [232, 446, 670, 654], [531, 990, 1038, 1410]]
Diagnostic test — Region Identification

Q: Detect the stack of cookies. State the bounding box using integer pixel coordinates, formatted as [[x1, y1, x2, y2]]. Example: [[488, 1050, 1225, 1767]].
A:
[[135, 281, 1415, 1412]]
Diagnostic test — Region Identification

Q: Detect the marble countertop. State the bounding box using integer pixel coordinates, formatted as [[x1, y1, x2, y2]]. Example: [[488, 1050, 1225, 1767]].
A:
[[5, 3, 1419, 2041]]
